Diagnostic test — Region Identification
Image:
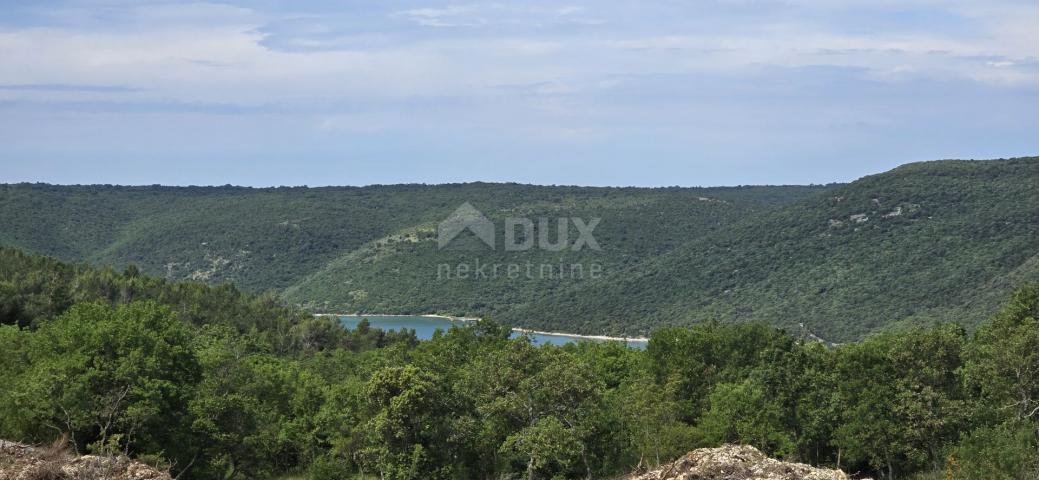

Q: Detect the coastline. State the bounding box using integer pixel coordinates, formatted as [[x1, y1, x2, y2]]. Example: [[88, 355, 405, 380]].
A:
[[318, 313, 649, 344], [511, 327, 649, 344], [322, 313, 480, 322]]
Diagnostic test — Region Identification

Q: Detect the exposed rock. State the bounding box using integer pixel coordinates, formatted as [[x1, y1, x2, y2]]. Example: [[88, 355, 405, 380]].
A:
[[629, 444, 863, 480], [883, 203, 920, 218], [0, 440, 171, 480]]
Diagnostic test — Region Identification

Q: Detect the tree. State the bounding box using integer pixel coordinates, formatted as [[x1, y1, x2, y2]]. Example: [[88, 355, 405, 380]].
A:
[[886, 324, 967, 470], [360, 365, 452, 480], [189, 327, 325, 479], [947, 423, 1039, 480], [698, 379, 795, 457], [954, 284, 1039, 480], [617, 375, 697, 471], [965, 284, 1039, 422], [647, 323, 792, 421], [0, 325, 29, 436], [466, 340, 604, 480], [832, 339, 906, 479], [500, 416, 581, 479], [753, 341, 841, 466], [8, 302, 200, 460]]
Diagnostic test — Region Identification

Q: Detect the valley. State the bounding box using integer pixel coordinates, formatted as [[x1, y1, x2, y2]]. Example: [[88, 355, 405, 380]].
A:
[[3, 157, 1038, 341]]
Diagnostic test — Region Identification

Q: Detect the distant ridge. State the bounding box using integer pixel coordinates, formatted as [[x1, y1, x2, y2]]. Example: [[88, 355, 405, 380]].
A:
[[505, 157, 1039, 341], [2, 157, 1037, 341]]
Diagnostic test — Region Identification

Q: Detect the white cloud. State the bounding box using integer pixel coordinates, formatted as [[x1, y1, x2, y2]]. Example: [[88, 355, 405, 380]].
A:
[[0, 1, 1036, 187], [394, 5, 484, 27], [2, 0, 1037, 111]]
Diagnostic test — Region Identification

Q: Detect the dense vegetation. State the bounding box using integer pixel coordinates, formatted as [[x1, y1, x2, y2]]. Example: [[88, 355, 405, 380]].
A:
[[2, 248, 1038, 479], [0, 181, 826, 327], [2, 157, 1038, 342], [0, 181, 821, 291], [507, 157, 1039, 340]]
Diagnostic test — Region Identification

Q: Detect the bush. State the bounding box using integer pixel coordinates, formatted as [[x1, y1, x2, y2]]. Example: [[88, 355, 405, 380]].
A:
[[946, 422, 1039, 480], [308, 454, 355, 480]]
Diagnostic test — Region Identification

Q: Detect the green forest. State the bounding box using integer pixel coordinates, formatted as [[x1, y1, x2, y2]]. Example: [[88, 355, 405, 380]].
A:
[[509, 157, 1039, 340], [2, 247, 1038, 479], [2, 157, 1038, 342]]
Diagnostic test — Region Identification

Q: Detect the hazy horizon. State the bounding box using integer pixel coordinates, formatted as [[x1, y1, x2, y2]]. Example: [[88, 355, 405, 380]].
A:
[[6, 155, 1033, 189]]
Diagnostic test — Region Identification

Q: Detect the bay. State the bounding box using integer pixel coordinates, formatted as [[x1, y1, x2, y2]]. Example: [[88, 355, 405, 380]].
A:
[[338, 315, 647, 348]]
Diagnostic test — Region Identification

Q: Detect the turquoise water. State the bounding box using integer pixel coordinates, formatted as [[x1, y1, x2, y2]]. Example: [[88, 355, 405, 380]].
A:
[[338, 315, 647, 348]]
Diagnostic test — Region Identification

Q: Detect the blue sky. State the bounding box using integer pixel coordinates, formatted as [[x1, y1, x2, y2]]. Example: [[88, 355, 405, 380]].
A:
[[1, 0, 1037, 187]]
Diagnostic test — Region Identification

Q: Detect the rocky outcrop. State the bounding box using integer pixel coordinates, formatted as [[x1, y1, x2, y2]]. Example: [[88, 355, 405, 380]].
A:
[[0, 440, 171, 480], [630, 444, 862, 480]]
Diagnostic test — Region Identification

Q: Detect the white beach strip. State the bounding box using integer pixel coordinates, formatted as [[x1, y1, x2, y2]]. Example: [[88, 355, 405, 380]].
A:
[[319, 313, 480, 322], [510, 327, 649, 343]]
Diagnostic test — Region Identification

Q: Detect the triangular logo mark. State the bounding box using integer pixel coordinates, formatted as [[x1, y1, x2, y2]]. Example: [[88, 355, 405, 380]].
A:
[[438, 202, 495, 249]]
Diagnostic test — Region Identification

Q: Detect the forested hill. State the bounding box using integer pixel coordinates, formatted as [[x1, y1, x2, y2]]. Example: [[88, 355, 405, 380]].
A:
[[5, 245, 1039, 479], [0, 181, 825, 313], [2, 157, 1038, 341], [508, 157, 1039, 341]]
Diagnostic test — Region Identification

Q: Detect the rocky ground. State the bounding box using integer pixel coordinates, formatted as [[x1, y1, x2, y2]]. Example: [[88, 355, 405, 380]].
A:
[[630, 444, 864, 480], [0, 440, 171, 480]]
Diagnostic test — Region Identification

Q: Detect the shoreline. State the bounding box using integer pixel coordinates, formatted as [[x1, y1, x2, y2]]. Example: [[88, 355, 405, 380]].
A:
[[322, 313, 481, 322], [510, 327, 650, 344], [318, 313, 649, 344]]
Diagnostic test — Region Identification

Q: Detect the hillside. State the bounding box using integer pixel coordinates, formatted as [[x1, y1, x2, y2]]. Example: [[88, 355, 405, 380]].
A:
[[279, 186, 822, 320], [3, 247, 1038, 479], [0, 182, 823, 315], [2, 157, 1038, 341], [508, 157, 1039, 341]]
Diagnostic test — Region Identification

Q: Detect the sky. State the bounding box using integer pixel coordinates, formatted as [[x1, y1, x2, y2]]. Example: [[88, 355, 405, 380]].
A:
[[0, 0, 1037, 187]]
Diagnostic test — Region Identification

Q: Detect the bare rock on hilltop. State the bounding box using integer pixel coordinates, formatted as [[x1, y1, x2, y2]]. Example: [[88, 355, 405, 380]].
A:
[[630, 444, 863, 480], [0, 440, 171, 480]]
